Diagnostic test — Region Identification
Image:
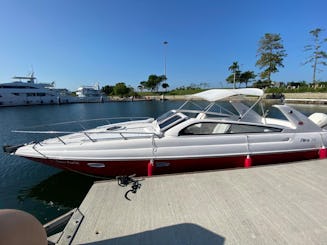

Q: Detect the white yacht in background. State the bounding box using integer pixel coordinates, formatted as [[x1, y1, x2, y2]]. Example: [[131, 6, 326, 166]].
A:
[[0, 74, 78, 107], [76, 83, 107, 103]]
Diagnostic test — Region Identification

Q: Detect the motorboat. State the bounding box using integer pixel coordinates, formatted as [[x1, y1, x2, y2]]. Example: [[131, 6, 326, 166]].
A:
[[75, 83, 107, 103], [0, 74, 78, 106], [4, 88, 327, 177]]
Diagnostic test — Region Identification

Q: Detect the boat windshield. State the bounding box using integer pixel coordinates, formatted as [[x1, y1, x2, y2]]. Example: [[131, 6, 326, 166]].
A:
[[156, 110, 188, 131], [156, 110, 176, 124], [159, 114, 182, 129]]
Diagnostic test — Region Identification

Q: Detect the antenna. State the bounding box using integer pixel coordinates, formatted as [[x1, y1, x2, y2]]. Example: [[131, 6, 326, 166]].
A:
[[12, 70, 36, 83], [30, 65, 36, 83]]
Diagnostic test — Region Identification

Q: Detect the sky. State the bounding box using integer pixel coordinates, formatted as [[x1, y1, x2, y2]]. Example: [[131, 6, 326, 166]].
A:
[[0, 0, 326, 91]]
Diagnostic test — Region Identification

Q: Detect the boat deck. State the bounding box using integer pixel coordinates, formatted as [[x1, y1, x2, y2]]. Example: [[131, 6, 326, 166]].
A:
[[51, 159, 327, 244]]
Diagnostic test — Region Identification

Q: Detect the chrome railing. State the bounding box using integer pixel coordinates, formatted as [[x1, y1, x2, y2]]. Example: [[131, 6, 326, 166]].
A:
[[12, 117, 158, 145]]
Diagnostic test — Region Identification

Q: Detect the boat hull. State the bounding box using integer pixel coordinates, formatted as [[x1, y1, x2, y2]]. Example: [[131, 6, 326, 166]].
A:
[[25, 149, 319, 177]]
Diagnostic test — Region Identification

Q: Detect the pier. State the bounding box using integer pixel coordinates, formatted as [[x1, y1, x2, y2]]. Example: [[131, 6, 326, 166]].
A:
[[48, 159, 327, 244], [284, 98, 327, 105]]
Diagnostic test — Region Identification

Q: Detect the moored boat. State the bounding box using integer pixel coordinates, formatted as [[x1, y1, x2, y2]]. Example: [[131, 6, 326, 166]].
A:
[[4, 88, 327, 177], [75, 84, 108, 103], [0, 74, 78, 106]]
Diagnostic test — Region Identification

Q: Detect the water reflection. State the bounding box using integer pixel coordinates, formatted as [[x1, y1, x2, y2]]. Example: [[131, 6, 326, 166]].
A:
[[19, 171, 103, 208]]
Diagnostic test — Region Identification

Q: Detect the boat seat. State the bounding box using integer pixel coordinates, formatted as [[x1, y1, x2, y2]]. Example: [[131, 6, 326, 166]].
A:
[[212, 123, 230, 134], [309, 113, 327, 128]]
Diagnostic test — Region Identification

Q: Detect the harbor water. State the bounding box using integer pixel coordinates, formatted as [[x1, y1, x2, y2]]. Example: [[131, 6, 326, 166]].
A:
[[0, 101, 326, 223]]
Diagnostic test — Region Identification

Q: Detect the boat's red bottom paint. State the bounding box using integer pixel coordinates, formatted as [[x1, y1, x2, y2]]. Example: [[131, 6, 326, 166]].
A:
[[26, 150, 319, 177]]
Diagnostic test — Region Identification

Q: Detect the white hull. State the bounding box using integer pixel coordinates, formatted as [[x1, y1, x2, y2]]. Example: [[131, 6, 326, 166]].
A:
[[6, 88, 327, 177], [0, 76, 78, 107], [0, 94, 79, 106]]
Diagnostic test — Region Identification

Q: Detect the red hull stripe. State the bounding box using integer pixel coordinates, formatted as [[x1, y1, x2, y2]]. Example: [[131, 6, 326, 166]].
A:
[[26, 150, 319, 177]]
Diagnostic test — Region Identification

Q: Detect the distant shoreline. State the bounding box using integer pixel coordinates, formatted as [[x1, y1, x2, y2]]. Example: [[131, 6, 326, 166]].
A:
[[110, 92, 327, 105], [267, 92, 327, 105], [139, 92, 327, 105]]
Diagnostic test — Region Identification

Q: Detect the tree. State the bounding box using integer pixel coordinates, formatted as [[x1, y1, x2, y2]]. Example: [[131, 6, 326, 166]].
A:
[[139, 81, 148, 91], [256, 33, 287, 83], [147, 75, 160, 91], [226, 70, 255, 88], [199, 82, 209, 89], [253, 80, 271, 89], [137, 85, 143, 92], [228, 61, 240, 89], [239, 71, 256, 88], [304, 28, 327, 84], [101, 85, 114, 95], [139, 74, 167, 92], [226, 70, 241, 88], [162, 82, 169, 92], [113, 82, 131, 97]]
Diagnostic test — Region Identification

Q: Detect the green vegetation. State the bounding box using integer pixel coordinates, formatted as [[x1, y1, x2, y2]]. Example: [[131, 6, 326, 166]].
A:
[[162, 82, 169, 91], [137, 85, 204, 96], [264, 81, 327, 93], [256, 33, 287, 83], [304, 28, 327, 84], [228, 62, 240, 89], [101, 74, 169, 98], [225, 29, 326, 89], [113, 82, 132, 97], [139, 74, 167, 92], [102, 82, 135, 97], [167, 86, 204, 95], [102, 85, 114, 95], [240, 71, 256, 88], [226, 62, 256, 88]]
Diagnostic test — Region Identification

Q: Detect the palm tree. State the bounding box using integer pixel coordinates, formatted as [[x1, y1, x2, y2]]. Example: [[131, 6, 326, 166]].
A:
[[162, 82, 169, 92], [228, 62, 240, 89], [240, 71, 256, 88], [139, 81, 148, 91]]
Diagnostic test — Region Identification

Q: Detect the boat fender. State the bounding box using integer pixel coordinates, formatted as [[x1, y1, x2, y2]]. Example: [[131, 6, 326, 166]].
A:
[[319, 146, 327, 159], [244, 155, 252, 168], [148, 160, 154, 176]]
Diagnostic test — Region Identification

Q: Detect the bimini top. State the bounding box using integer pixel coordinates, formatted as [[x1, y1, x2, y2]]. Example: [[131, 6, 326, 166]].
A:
[[188, 88, 264, 102]]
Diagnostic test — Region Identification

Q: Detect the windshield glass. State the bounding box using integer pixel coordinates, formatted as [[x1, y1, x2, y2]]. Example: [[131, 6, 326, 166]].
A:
[[159, 115, 182, 129], [156, 110, 176, 123]]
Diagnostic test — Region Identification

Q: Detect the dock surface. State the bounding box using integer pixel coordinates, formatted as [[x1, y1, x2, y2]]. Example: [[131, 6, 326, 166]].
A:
[[56, 159, 327, 244]]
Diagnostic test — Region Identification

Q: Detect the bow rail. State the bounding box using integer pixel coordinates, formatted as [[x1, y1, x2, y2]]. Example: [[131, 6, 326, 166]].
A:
[[11, 117, 159, 145]]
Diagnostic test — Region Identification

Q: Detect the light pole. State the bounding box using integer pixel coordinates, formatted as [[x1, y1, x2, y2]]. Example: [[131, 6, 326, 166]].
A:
[[163, 41, 168, 79]]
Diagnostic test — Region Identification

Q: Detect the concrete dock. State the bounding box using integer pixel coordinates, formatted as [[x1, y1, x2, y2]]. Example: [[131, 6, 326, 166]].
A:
[[50, 159, 327, 244]]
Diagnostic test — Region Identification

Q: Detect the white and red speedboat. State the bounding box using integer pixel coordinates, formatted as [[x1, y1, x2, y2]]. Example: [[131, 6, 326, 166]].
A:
[[4, 88, 327, 177]]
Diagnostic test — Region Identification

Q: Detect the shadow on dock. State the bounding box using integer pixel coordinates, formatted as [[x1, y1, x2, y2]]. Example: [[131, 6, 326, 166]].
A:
[[82, 223, 225, 245]]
